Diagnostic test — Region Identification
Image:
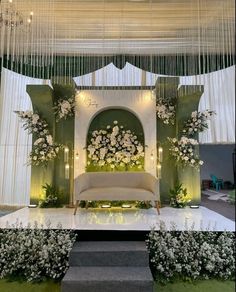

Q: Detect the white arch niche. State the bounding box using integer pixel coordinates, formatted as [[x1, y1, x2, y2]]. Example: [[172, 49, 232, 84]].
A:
[[74, 89, 157, 181]]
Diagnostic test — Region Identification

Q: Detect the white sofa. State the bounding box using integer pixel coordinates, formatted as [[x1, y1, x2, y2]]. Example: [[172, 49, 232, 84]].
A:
[[74, 172, 160, 215]]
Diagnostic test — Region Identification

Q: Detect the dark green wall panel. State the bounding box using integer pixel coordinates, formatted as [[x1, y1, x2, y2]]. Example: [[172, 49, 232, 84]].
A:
[[156, 77, 179, 203], [52, 83, 75, 204], [176, 85, 204, 204], [26, 85, 55, 203]]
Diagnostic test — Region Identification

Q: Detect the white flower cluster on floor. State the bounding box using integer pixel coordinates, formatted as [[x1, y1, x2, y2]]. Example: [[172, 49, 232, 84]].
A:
[[0, 221, 76, 282], [156, 97, 176, 125], [87, 121, 144, 170], [147, 223, 235, 284], [15, 111, 61, 166], [54, 97, 75, 122], [168, 137, 203, 169], [182, 110, 215, 136]]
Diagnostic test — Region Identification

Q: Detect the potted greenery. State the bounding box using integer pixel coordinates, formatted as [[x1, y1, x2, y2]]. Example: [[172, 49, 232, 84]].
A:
[[39, 183, 63, 208], [169, 183, 191, 208]]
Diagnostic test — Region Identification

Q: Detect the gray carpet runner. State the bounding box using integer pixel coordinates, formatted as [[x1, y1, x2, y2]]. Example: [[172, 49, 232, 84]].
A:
[[61, 241, 154, 292]]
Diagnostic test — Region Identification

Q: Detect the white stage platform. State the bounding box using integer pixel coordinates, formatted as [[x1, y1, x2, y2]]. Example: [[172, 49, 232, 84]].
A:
[[0, 206, 234, 231]]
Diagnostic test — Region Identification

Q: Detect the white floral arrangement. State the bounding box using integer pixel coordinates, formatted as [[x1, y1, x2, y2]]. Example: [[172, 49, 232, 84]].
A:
[[147, 224, 235, 283], [182, 109, 215, 136], [54, 97, 75, 121], [87, 120, 145, 170], [0, 220, 76, 282], [15, 111, 61, 166], [168, 136, 203, 169], [156, 97, 176, 125]]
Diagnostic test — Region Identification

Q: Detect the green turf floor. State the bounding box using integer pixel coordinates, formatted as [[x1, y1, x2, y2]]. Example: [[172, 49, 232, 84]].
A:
[[155, 279, 235, 292], [0, 279, 234, 292]]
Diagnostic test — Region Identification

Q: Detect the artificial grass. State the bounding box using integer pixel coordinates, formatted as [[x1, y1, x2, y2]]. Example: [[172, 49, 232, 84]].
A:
[[0, 279, 60, 292], [155, 279, 235, 292], [0, 279, 234, 292]]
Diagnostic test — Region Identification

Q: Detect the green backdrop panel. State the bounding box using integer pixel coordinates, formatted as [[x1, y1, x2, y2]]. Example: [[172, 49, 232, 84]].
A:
[[26, 85, 55, 204], [52, 83, 75, 204], [177, 85, 204, 204], [156, 77, 179, 203]]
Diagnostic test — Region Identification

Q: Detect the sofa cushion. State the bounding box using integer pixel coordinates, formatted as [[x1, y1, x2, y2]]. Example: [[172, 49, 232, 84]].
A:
[[79, 187, 155, 201]]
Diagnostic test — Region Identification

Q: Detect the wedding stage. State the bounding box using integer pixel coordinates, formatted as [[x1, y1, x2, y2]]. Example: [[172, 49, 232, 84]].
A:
[[0, 206, 234, 232]]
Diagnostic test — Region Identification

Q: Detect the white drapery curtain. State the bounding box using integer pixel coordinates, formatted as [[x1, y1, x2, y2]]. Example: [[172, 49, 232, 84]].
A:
[[179, 66, 235, 144], [0, 68, 50, 206], [75, 63, 235, 144]]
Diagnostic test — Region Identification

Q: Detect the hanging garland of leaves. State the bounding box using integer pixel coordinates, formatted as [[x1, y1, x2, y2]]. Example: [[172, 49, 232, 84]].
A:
[[15, 111, 61, 166]]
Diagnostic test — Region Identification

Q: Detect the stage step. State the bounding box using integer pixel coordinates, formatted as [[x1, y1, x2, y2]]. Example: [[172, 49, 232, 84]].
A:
[[62, 241, 154, 292], [61, 266, 153, 292], [69, 241, 149, 266]]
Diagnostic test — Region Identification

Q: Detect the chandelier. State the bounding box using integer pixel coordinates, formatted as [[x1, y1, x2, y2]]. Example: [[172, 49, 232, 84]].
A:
[[0, 0, 33, 29]]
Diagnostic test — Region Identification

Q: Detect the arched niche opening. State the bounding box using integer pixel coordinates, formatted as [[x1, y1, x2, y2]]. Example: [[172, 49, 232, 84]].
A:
[[74, 89, 157, 178], [86, 108, 145, 172]]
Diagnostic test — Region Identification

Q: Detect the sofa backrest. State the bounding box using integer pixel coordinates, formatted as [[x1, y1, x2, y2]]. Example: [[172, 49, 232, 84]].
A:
[[75, 171, 159, 200]]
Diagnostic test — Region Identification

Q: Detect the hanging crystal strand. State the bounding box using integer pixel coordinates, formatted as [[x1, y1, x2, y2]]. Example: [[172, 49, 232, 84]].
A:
[[229, 0, 235, 68], [0, 2, 6, 67]]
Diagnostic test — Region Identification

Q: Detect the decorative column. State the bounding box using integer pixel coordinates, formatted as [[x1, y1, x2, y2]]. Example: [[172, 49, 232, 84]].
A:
[[26, 85, 55, 204], [176, 85, 204, 204], [156, 77, 179, 203], [52, 82, 75, 205]]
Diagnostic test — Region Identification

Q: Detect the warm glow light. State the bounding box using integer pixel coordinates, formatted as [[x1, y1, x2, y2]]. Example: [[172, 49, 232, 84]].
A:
[[30, 11, 34, 16], [65, 163, 70, 179], [122, 204, 131, 208], [75, 152, 79, 159], [64, 146, 69, 162], [27, 18, 31, 23], [101, 204, 111, 208], [158, 146, 163, 162], [157, 163, 162, 178]]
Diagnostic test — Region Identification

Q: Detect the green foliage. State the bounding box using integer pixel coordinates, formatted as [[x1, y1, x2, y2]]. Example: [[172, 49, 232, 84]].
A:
[[169, 183, 191, 208], [86, 159, 145, 172], [154, 279, 235, 292], [228, 190, 235, 204], [39, 183, 63, 208], [79, 200, 152, 209]]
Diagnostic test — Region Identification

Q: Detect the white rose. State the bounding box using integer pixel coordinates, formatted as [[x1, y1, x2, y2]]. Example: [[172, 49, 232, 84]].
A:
[[46, 135, 53, 145], [32, 114, 39, 125]]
